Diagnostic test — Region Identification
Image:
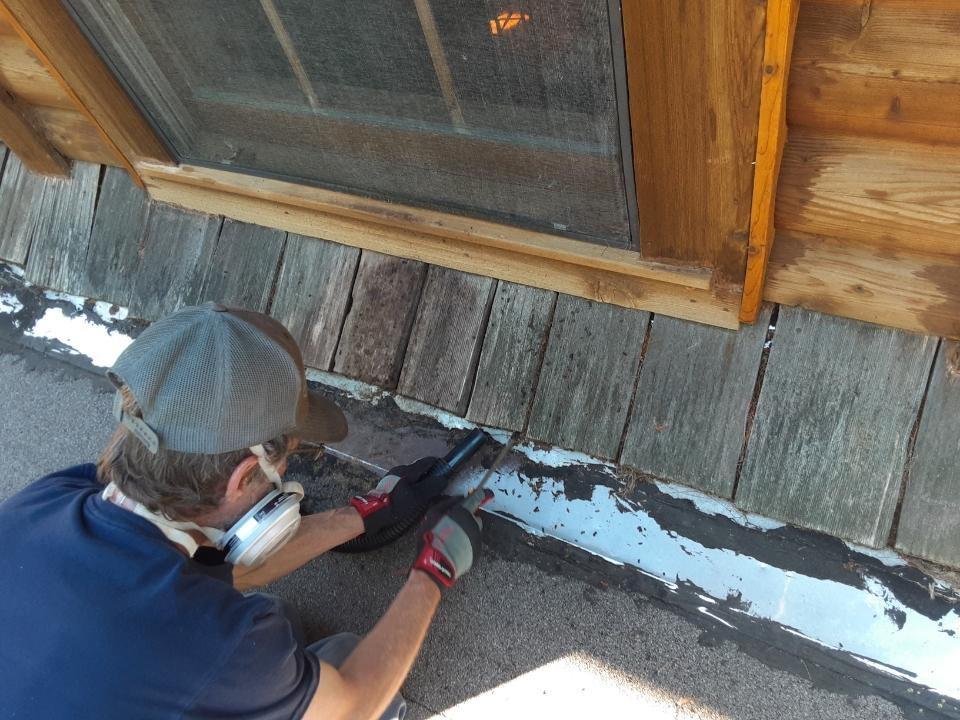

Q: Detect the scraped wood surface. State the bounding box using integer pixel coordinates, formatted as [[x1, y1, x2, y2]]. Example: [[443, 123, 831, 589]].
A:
[[527, 296, 649, 459], [765, 230, 960, 339], [895, 342, 960, 567], [128, 204, 221, 320], [789, 0, 960, 144], [776, 130, 960, 257], [0, 150, 47, 264], [199, 219, 285, 312], [333, 252, 426, 389], [467, 282, 556, 432], [270, 234, 359, 372], [77, 165, 148, 305], [621, 306, 773, 497], [736, 307, 937, 547], [24, 161, 98, 291], [399, 267, 496, 414]]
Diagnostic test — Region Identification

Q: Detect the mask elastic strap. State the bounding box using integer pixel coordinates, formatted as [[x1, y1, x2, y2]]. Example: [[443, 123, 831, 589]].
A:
[[101, 482, 224, 556], [250, 443, 283, 486]]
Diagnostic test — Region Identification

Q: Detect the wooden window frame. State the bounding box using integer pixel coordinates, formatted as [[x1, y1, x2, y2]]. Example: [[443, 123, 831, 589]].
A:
[[0, 0, 799, 331]]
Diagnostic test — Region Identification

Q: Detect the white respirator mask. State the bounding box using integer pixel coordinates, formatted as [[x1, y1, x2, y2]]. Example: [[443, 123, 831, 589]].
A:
[[102, 444, 304, 567]]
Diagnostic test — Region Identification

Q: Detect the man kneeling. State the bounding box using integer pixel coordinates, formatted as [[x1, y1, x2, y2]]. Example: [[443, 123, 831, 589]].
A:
[[0, 302, 488, 720]]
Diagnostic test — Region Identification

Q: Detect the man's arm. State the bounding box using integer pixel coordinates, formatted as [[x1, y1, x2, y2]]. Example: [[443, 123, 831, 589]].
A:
[[233, 506, 363, 590], [302, 570, 441, 720]]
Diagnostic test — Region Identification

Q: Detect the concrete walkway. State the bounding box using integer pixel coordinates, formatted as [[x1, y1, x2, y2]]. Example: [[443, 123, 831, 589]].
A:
[[0, 349, 910, 720]]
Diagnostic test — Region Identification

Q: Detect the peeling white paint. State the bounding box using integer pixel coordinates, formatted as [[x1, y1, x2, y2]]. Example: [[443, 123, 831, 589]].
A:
[[25, 308, 132, 368], [3, 263, 25, 278], [444, 470, 960, 701], [92, 300, 128, 323], [843, 542, 908, 568], [42, 289, 86, 313], [653, 480, 786, 532], [0, 292, 23, 315], [698, 607, 736, 629]]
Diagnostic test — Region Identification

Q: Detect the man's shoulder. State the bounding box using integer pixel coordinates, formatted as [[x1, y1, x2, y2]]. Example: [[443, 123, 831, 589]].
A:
[[0, 463, 98, 514]]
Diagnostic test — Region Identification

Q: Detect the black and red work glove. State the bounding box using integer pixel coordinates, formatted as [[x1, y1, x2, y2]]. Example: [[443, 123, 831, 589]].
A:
[[412, 490, 494, 592], [350, 457, 441, 535]]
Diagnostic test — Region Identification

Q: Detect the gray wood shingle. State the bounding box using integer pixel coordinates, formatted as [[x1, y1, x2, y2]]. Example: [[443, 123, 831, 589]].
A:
[[76, 166, 149, 306], [398, 266, 496, 414], [199, 219, 285, 312], [128, 203, 221, 320], [25, 162, 100, 293], [735, 307, 937, 547], [333, 251, 426, 389], [620, 306, 773, 497], [527, 295, 649, 459], [270, 234, 360, 371], [895, 342, 960, 566], [467, 282, 555, 432]]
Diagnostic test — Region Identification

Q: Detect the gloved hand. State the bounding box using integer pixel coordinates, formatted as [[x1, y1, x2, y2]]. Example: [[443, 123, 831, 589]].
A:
[[411, 490, 493, 592], [350, 457, 440, 535]]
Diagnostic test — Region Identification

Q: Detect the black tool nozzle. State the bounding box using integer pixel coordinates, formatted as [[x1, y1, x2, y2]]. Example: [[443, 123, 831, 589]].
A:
[[425, 428, 489, 483]]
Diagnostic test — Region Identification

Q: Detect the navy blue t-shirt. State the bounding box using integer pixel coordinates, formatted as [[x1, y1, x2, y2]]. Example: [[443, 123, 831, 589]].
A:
[[0, 465, 319, 719]]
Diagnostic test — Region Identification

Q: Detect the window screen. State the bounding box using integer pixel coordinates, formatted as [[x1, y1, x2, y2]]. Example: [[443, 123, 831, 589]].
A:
[[65, 0, 635, 248]]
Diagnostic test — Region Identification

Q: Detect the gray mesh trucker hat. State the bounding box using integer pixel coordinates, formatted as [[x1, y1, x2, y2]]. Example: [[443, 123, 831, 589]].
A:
[[107, 302, 347, 454]]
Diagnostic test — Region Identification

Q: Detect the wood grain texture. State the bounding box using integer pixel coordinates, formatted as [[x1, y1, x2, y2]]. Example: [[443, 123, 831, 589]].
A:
[[740, 0, 798, 323], [765, 230, 960, 339], [31, 106, 124, 166], [270, 234, 360, 372], [76, 165, 148, 305], [128, 204, 221, 320], [621, 306, 773, 497], [140, 163, 739, 329], [735, 307, 937, 547], [776, 130, 960, 257], [333, 251, 427, 389], [198, 218, 285, 312], [23, 160, 98, 291], [0, 150, 47, 264], [467, 282, 556, 432], [895, 342, 960, 566], [0, 85, 68, 176], [0, 17, 73, 109], [398, 267, 496, 414], [527, 295, 649, 459], [623, 0, 765, 285], [0, 0, 172, 173], [789, 0, 960, 144]]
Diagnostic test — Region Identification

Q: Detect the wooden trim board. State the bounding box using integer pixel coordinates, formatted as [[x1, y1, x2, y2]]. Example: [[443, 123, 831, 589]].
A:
[[0, 85, 69, 176], [137, 163, 712, 290], [138, 162, 740, 329], [0, 0, 172, 180], [740, 0, 798, 323]]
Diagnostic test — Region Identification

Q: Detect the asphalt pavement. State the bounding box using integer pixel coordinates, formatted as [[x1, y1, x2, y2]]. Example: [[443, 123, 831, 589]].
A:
[[0, 348, 908, 720]]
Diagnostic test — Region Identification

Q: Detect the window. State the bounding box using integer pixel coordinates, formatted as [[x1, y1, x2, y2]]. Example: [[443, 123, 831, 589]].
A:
[[64, 0, 637, 248]]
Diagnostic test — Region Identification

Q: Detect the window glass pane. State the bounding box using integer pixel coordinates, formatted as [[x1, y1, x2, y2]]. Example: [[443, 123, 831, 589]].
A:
[[65, 0, 634, 248]]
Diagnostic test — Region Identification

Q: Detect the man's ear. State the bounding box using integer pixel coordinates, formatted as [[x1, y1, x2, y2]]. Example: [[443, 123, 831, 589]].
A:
[[224, 454, 261, 503]]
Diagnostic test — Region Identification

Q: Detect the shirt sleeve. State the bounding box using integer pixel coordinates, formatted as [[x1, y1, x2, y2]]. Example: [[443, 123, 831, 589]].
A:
[[185, 606, 321, 720]]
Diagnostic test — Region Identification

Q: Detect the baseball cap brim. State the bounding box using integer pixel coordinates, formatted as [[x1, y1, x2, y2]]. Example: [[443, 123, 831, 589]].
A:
[[298, 388, 348, 443]]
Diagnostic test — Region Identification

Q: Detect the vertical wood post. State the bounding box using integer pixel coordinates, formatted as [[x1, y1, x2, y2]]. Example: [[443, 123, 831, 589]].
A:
[[740, 0, 799, 323]]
